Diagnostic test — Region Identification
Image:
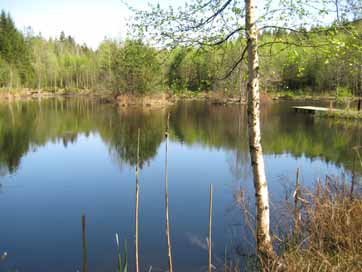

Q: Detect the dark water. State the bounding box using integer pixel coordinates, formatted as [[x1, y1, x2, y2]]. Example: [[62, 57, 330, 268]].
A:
[[0, 98, 361, 272]]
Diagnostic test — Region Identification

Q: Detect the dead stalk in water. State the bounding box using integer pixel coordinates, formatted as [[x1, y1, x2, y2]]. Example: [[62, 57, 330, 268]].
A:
[[351, 152, 356, 200], [293, 168, 301, 238], [82, 214, 88, 272], [208, 184, 213, 272], [165, 113, 173, 272], [224, 246, 227, 272], [115, 233, 122, 271], [135, 128, 140, 272]]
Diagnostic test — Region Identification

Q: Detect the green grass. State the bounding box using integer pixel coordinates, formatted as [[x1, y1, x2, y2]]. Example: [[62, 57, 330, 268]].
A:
[[318, 109, 362, 120], [266, 89, 336, 100]]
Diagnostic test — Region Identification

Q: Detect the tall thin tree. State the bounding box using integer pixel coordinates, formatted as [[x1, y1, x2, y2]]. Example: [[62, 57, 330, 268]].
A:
[[245, 0, 274, 260]]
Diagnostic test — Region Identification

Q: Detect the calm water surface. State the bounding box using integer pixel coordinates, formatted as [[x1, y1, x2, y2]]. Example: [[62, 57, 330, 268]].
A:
[[0, 98, 361, 271]]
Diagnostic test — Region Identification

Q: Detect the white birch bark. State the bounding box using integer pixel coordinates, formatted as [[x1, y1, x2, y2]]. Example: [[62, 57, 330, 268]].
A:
[[245, 0, 275, 261]]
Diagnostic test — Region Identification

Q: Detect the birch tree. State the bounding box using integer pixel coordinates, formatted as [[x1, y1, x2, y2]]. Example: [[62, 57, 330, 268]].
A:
[[245, 0, 275, 261], [126, 0, 356, 263]]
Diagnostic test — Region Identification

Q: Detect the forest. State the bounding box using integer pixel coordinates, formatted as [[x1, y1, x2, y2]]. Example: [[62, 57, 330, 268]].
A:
[[1, 9, 362, 97]]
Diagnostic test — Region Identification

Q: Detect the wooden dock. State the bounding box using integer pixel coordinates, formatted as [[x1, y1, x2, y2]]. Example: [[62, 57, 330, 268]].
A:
[[292, 106, 341, 114]]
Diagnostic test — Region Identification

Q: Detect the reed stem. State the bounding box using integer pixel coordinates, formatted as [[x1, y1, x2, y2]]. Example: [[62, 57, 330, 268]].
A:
[[293, 168, 301, 238], [82, 214, 88, 272], [165, 113, 173, 272], [115, 233, 122, 271], [135, 128, 140, 272], [208, 184, 213, 272]]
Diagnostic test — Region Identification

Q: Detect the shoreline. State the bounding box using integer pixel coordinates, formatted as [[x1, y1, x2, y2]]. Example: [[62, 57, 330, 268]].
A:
[[0, 89, 113, 101], [1, 88, 360, 107], [0, 89, 246, 106]]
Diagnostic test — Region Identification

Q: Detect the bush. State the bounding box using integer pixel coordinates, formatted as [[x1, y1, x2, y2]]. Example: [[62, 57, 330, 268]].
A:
[[336, 86, 353, 98]]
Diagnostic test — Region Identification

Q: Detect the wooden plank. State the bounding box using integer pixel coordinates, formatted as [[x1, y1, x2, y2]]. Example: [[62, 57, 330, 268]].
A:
[[292, 106, 342, 114]]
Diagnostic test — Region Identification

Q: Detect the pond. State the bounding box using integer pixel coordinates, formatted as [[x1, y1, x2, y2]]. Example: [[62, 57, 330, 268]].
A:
[[0, 98, 361, 272]]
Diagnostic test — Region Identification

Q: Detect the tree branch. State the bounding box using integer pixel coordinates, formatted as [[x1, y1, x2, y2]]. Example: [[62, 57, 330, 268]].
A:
[[186, 0, 233, 30], [259, 40, 331, 49], [217, 45, 247, 80]]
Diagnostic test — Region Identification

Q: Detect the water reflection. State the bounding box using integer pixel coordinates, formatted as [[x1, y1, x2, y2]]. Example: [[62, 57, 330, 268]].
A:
[[0, 99, 165, 174], [0, 98, 361, 271], [0, 99, 361, 175]]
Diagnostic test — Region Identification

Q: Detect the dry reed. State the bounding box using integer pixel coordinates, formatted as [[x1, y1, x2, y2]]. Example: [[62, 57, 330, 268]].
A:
[[81, 214, 88, 272], [208, 184, 213, 272], [274, 176, 362, 271], [135, 128, 140, 272], [165, 113, 173, 272]]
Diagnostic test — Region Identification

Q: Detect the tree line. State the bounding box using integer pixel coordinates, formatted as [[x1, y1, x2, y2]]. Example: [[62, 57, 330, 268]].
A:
[[1, 9, 362, 97]]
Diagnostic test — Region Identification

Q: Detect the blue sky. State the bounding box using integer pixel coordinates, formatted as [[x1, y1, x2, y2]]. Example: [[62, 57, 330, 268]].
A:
[[1, 0, 338, 49], [0, 0, 183, 48]]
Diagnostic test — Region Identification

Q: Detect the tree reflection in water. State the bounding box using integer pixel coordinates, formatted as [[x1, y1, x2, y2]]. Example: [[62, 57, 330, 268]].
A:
[[0, 98, 361, 176]]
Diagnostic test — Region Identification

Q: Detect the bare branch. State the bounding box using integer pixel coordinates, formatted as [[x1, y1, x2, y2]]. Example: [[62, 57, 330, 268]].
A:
[[217, 45, 247, 80], [195, 26, 244, 46], [187, 0, 233, 30], [259, 40, 331, 49]]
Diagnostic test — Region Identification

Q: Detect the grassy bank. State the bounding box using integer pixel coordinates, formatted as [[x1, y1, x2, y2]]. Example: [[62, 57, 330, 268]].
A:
[[267, 89, 335, 101], [318, 109, 362, 120], [0, 87, 111, 101], [234, 164, 362, 272], [266, 89, 360, 101], [0, 88, 245, 106], [275, 178, 362, 271]]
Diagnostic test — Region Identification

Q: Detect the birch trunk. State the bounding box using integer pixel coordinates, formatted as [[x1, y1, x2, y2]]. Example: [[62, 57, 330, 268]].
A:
[[245, 0, 275, 262]]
